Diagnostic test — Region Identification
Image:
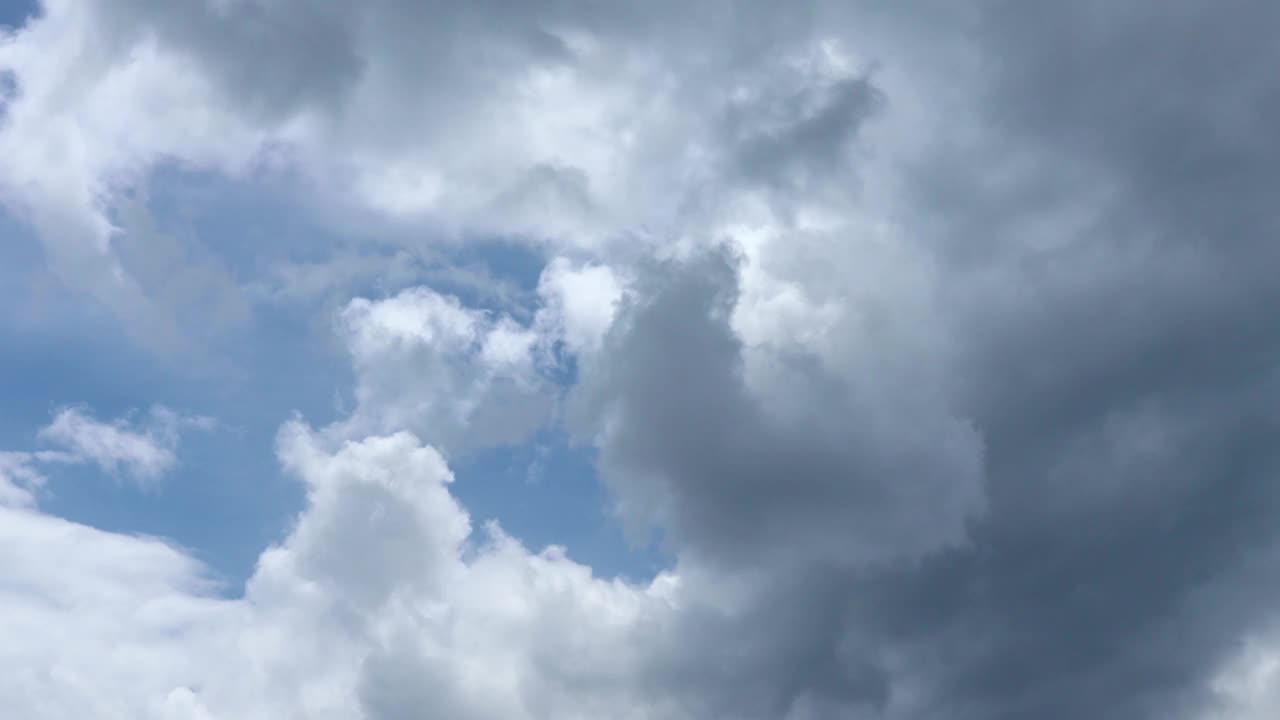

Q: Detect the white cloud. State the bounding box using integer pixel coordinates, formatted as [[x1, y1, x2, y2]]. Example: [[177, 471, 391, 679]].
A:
[[0, 406, 214, 502], [334, 287, 552, 456], [0, 0, 900, 345], [534, 258, 625, 356], [0, 450, 75, 507], [0, 502, 232, 719], [1206, 634, 1280, 720], [0, 1, 269, 347], [2, 405, 206, 505], [0, 420, 691, 719], [35, 405, 210, 484]]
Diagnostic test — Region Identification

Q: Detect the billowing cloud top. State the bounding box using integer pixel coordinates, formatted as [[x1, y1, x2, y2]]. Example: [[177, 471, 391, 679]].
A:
[[2, 1, 1280, 718]]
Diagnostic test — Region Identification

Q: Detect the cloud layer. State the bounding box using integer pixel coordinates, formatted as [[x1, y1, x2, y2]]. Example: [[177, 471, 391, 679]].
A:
[[3, 1, 1280, 719]]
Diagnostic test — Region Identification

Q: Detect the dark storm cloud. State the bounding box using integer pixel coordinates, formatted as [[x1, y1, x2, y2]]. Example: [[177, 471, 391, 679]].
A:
[[870, 2, 1280, 717], [725, 73, 883, 193], [572, 249, 983, 574], [567, 2, 1280, 717], [88, 0, 364, 121], [642, 566, 893, 718]]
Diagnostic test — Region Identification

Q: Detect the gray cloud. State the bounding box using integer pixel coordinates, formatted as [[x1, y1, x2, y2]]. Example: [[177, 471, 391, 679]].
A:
[[844, 2, 1280, 716], [571, 2, 1280, 716], [573, 250, 984, 573]]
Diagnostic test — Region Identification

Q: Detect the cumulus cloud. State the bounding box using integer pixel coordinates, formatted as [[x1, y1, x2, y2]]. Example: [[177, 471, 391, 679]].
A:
[[534, 257, 625, 357], [0, 420, 671, 718], [2, 0, 1280, 719], [333, 287, 552, 456]]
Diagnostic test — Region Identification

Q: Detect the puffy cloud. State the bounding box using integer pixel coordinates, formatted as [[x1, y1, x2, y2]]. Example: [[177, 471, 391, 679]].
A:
[[0, 502, 231, 719], [333, 287, 552, 455], [0, 418, 670, 718], [534, 258, 625, 357]]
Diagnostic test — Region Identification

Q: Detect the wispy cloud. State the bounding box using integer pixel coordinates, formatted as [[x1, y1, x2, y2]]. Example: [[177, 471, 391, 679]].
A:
[[38, 406, 213, 485], [0, 406, 214, 502]]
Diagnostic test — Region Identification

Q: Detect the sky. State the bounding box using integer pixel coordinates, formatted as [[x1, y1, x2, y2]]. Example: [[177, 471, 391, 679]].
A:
[[1, 1, 1279, 719]]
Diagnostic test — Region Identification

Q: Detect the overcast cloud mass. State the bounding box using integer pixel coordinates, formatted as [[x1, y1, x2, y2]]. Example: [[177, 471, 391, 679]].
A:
[[2, 1, 1280, 718]]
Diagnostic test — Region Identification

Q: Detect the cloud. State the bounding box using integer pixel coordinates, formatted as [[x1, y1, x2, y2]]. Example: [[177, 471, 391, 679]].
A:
[[2, 411, 959, 718], [0, 0, 873, 344], [0, 450, 74, 507], [333, 287, 553, 456], [2, 1, 1280, 719], [572, 251, 984, 571], [0, 420, 658, 718], [32, 405, 211, 486], [827, 2, 1280, 715], [533, 257, 625, 357], [1207, 626, 1280, 720]]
